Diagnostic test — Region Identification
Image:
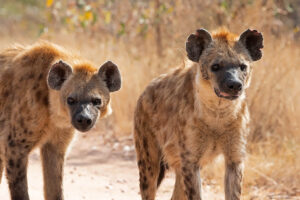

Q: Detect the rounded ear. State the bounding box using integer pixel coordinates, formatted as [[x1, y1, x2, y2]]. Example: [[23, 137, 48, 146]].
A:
[[47, 60, 73, 90], [98, 61, 121, 92], [186, 29, 212, 62], [238, 29, 264, 61]]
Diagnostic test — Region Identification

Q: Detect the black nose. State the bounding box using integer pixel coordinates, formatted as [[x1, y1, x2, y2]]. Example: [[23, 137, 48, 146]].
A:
[[75, 115, 92, 127], [226, 80, 242, 92]]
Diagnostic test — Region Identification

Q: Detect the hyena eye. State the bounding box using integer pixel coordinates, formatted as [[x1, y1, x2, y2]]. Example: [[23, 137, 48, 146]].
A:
[[67, 97, 76, 105], [211, 64, 220, 72], [240, 64, 247, 71], [92, 98, 102, 106]]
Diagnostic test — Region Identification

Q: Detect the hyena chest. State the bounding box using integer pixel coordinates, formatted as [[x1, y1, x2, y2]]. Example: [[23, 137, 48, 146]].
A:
[[193, 118, 230, 167], [198, 134, 223, 167]]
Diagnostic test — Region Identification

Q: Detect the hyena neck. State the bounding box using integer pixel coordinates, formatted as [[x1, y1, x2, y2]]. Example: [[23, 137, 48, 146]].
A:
[[193, 66, 245, 119]]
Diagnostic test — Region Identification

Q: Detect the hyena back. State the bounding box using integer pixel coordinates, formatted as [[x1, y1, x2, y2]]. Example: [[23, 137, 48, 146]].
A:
[[134, 28, 263, 200]]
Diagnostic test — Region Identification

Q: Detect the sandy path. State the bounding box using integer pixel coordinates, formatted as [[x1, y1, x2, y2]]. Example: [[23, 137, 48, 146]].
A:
[[0, 134, 223, 200]]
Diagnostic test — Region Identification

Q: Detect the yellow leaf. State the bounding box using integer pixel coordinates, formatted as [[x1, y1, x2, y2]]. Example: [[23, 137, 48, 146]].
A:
[[167, 7, 173, 14], [65, 17, 71, 25], [79, 14, 85, 22], [46, 0, 54, 8], [104, 11, 111, 24], [84, 11, 93, 21]]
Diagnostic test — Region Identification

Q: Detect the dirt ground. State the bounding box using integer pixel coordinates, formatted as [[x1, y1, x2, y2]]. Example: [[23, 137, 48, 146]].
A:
[[0, 132, 223, 200]]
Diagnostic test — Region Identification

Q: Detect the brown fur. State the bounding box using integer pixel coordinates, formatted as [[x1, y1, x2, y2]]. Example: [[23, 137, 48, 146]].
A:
[[0, 41, 115, 200], [212, 28, 238, 43], [134, 29, 263, 200]]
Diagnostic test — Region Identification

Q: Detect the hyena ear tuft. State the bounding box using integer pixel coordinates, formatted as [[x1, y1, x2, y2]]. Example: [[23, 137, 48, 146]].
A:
[[98, 61, 121, 92], [239, 29, 264, 61], [186, 29, 212, 62], [47, 60, 73, 90]]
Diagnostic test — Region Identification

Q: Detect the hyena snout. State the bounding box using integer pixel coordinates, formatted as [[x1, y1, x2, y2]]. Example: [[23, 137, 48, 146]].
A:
[[225, 79, 242, 93], [72, 104, 97, 132], [215, 71, 244, 100], [75, 113, 92, 126]]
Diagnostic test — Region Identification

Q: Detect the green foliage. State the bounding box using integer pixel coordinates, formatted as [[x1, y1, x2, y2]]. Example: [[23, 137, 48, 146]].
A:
[[117, 22, 126, 37]]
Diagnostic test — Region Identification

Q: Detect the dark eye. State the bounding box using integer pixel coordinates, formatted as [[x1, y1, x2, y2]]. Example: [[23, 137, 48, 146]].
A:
[[240, 64, 247, 71], [67, 97, 76, 105], [211, 64, 220, 72], [92, 98, 101, 106]]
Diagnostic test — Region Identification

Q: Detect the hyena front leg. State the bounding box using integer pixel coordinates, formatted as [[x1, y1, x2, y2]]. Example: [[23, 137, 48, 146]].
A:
[[223, 135, 246, 200], [171, 171, 186, 200], [224, 161, 244, 200], [0, 156, 3, 184], [171, 169, 202, 200], [175, 127, 202, 200], [40, 129, 74, 200], [180, 162, 202, 200], [134, 126, 161, 200], [5, 143, 31, 200]]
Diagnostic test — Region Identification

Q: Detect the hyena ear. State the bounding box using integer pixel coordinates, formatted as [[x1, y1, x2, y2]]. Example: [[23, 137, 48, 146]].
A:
[[98, 61, 121, 92], [238, 29, 264, 61], [47, 60, 73, 90], [186, 29, 212, 62]]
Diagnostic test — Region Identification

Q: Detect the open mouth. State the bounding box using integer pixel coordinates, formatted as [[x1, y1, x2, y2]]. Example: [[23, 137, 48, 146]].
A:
[[214, 88, 240, 100]]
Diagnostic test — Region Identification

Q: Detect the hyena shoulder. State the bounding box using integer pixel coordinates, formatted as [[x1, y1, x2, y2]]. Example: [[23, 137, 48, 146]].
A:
[[137, 66, 195, 118]]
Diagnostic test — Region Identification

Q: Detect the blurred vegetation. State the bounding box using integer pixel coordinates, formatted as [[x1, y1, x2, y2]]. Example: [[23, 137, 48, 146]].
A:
[[1, 0, 300, 55]]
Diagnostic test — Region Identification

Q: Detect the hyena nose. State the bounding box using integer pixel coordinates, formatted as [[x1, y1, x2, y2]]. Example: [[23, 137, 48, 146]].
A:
[[226, 80, 242, 92], [76, 115, 92, 126]]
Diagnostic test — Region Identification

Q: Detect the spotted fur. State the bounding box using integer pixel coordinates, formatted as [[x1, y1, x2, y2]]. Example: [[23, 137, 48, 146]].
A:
[[0, 41, 121, 200], [134, 28, 263, 200]]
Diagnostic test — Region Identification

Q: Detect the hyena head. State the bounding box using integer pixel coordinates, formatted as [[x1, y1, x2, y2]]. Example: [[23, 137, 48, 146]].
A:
[[186, 28, 263, 100], [47, 60, 121, 132]]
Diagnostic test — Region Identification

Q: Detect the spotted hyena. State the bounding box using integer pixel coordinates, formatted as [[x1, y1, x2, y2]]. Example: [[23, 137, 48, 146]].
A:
[[0, 41, 121, 200], [134, 28, 263, 200]]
